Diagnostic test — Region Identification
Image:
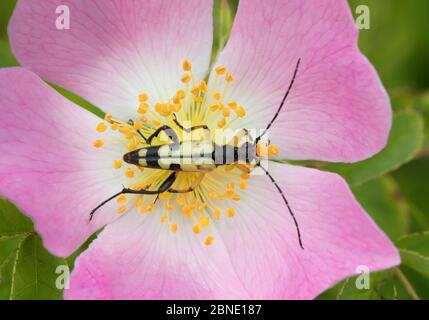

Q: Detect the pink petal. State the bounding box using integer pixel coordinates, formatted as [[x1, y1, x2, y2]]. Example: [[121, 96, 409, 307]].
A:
[[9, 0, 213, 120], [0, 68, 127, 257], [214, 0, 391, 162], [66, 212, 250, 299], [66, 162, 399, 299], [214, 162, 400, 299]]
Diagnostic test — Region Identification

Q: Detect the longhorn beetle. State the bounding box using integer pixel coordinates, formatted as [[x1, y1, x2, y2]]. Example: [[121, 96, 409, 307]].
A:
[[90, 59, 303, 249]]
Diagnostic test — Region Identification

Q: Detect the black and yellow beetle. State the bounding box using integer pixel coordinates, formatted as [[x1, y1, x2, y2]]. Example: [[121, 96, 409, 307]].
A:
[[90, 59, 303, 248]]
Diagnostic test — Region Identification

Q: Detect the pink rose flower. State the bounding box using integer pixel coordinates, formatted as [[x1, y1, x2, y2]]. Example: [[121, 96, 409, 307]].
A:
[[0, 0, 399, 299]]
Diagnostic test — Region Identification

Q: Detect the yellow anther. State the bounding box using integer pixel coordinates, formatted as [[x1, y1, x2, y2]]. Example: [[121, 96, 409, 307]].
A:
[[93, 139, 104, 148], [160, 215, 169, 223], [182, 59, 192, 71], [96, 122, 107, 133], [155, 103, 172, 117], [213, 92, 222, 100], [226, 73, 234, 83], [140, 115, 148, 122], [138, 103, 149, 114], [133, 121, 144, 130], [117, 194, 127, 204], [194, 96, 203, 103], [119, 127, 133, 139], [152, 120, 162, 127], [182, 204, 194, 216], [135, 197, 144, 207], [200, 216, 210, 227], [215, 66, 227, 75], [228, 102, 237, 110], [111, 123, 118, 131], [268, 145, 279, 156], [191, 86, 200, 96], [181, 73, 191, 83], [138, 93, 149, 102], [140, 204, 154, 214], [172, 104, 181, 112], [199, 80, 208, 92], [227, 182, 235, 191], [204, 236, 215, 246], [226, 208, 235, 218], [231, 194, 241, 201], [176, 89, 186, 99], [236, 106, 246, 118], [166, 203, 174, 211], [170, 223, 178, 233], [176, 197, 186, 206], [104, 114, 113, 122], [159, 192, 170, 200], [117, 205, 126, 214], [113, 160, 123, 169], [192, 225, 201, 234], [239, 180, 247, 190], [240, 172, 250, 180], [209, 104, 219, 111], [217, 117, 226, 128], [125, 168, 135, 178], [222, 108, 231, 117], [213, 209, 221, 220]]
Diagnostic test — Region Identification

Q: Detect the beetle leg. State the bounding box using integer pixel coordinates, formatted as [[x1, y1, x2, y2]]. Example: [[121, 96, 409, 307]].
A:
[[172, 114, 211, 140], [89, 172, 177, 222], [147, 125, 179, 144]]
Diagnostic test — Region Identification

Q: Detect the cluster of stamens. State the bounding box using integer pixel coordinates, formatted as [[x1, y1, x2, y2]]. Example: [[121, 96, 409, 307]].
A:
[[92, 60, 278, 246]]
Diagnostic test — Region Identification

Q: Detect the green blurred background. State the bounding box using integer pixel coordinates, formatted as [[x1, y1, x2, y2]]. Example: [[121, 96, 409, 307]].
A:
[[0, 0, 428, 300]]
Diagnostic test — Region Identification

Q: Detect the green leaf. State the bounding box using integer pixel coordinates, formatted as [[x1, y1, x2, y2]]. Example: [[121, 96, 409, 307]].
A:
[[396, 232, 429, 278], [352, 176, 408, 240], [0, 200, 68, 300], [0, 200, 33, 239], [393, 158, 429, 229], [325, 110, 424, 186], [0, 234, 67, 300], [317, 271, 395, 300]]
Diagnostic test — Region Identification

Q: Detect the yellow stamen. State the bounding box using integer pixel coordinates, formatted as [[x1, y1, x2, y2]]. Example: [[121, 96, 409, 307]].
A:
[[96, 122, 107, 133], [226, 208, 235, 218], [138, 93, 149, 102], [160, 215, 169, 223], [181, 73, 191, 83], [93, 139, 104, 148], [117, 194, 127, 204], [236, 106, 246, 118], [170, 223, 178, 233], [104, 114, 113, 122], [204, 236, 214, 246], [182, 59, 192, 71], [193, 225, 201, 234], [125, 168, 135, 178], [268, 145, 279, 156], [113, 160, 123, 169], [226, 73, 234, 83], [239, 180, 247, 190], [140, 204, 154, 214], [213, 209, 221, 220], [200, 216, 210, 227], [117, 205, 126, 214], [215, 66, 227, 75]]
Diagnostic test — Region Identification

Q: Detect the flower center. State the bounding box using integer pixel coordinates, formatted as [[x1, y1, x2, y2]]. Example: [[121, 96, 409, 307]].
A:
[[92, 60, 278, 246]]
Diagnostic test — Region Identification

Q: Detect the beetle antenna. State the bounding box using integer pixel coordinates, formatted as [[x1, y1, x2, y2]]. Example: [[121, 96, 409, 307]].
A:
[[259, 164, 304, 249], [255, 58, 301, 144], [88, 189, 125, 223]]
